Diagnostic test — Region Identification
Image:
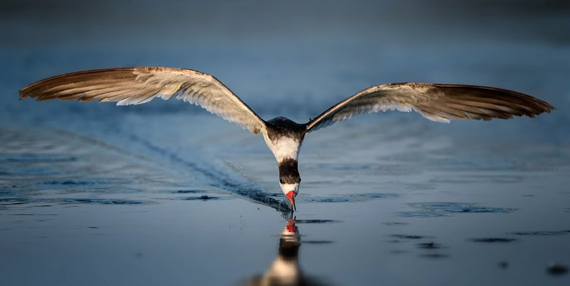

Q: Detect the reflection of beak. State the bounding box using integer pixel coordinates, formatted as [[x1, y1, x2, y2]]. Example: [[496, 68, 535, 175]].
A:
[[286, 191, 296, 211], [285, 218, 297, 234]]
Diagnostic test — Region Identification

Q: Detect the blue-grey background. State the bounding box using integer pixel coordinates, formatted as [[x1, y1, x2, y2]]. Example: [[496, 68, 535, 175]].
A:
[[1, 1, 569, 285]]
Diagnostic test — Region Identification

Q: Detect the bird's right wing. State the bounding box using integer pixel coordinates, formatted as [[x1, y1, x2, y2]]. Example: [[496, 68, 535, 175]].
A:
[[19, 67, 266, 134], [306, 83, 554, 132]]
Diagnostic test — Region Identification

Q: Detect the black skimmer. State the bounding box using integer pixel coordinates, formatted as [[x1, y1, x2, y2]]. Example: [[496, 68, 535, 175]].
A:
[[19, 67, 554, 211]]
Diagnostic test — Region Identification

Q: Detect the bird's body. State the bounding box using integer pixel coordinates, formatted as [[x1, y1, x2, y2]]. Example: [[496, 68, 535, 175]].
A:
[[19, 67, 554, 211], [263, 117, 306, 210]]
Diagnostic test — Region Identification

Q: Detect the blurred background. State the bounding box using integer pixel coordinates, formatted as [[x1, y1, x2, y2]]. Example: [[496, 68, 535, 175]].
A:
[[1, 1, 569, 286], [2, 0, 569, 127]]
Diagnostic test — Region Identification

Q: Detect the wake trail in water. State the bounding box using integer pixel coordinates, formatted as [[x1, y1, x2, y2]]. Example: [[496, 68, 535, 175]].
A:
[[121, 132, 291, 212]]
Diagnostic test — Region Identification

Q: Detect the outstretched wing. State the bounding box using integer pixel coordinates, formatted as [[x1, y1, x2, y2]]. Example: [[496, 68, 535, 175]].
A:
[[19, 67, 266, 134], [306, 83, 554, 132]]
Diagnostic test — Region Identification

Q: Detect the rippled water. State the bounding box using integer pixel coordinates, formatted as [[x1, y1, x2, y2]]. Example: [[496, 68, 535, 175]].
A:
[[1, 1, 570, 285]]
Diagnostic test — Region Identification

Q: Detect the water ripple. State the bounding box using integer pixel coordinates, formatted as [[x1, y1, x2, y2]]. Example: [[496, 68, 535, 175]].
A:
[[470, 238, 518, 243], [0, 153, 78, 163], [303, 240, 336, 244], [383, 222, 408, 226], [0, 198, 35, 205], [1, 197, 154, 206], [304, 193, 397, 203], [175, 195, 227, 201], [419, 253, 449, 259], [126, 133, 291, 212], [430, 175, 524, 184], [509, 230, 570, 236], [407, 202, 517, 214], [56, 198, 154, 205], [390, 234, 434, 240], [417, 242, 445, 249], [397, 211, 448, 218], [41, 178, 130, 186], [294, 219, 342, 224], [170, 190, 208, 194]]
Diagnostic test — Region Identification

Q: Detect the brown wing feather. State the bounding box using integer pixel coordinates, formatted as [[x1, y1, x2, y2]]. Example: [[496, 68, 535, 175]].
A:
[[306, 83, 553, 132], [20, 67, 266, 134]]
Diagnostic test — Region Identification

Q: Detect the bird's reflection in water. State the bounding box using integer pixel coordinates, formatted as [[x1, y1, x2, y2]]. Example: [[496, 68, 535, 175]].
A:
[[239, 214, 333, 286]]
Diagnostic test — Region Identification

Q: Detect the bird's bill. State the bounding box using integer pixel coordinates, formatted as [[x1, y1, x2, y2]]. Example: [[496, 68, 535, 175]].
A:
[[286, 191, 296, 211]]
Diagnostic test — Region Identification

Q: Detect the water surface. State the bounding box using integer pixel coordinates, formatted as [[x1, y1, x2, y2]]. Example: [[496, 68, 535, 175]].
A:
[[1, 1, 569, 285]]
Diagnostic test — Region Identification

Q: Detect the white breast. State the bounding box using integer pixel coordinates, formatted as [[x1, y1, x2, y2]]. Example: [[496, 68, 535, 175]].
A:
[[263, 134, 301, 162]]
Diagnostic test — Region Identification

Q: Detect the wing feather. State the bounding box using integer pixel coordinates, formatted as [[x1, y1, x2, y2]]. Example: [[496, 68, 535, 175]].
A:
[[306, 83, 553, 132], [20, 67, 266, 134]]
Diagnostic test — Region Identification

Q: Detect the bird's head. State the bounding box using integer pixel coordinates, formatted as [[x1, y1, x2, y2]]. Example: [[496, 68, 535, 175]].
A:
[[280, 177, 300, 211], [277, 158, 301, 211]]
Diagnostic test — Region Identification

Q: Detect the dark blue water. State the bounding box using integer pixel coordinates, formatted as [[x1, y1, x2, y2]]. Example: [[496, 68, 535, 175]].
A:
[[1, 1, 569, 285]]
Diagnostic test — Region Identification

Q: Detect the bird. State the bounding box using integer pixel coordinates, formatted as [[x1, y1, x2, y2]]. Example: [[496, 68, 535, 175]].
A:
[[19, 67, 555, 211]]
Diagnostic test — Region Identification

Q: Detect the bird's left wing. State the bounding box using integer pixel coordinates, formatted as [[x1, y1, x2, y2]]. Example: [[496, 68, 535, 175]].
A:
[[306, 83, 554, 132], [19, 67, 266, 134]]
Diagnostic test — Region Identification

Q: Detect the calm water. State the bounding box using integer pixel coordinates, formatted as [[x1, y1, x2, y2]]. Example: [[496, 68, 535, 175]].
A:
[[1, 1, 569, 285]]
